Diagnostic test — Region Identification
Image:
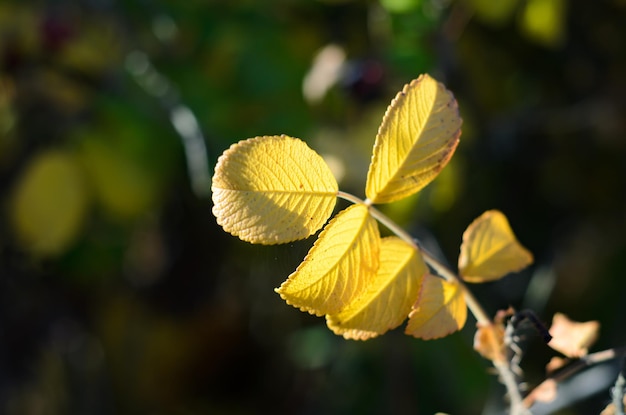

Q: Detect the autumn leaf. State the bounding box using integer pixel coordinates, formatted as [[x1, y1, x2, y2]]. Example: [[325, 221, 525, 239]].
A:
[[212, 135, 338, 244], [474, 308, 519, 362], [365, 74, 462, 204], [548, 313, 599, 358], [459, 210, 533, 282], [326, 237, 426, 340], [275, 204, 380, 316], [473, 323, 506, 362], [405, 274, 467, 340]]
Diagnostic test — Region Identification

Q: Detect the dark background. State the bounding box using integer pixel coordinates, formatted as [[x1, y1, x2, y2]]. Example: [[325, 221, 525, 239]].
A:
[[1, 0, 625, 414]]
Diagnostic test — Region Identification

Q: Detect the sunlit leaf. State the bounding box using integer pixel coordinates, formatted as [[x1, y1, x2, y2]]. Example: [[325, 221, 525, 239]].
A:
[[275, 204, 379, 316], [365, 74, 462, 204], [458, 210, 533, 282], [326, 237, 426, 340], [212, 135, 338, 244], [548, 313, 599, 358], [10, 150, 88, 256], [405, 274, 467, 340]]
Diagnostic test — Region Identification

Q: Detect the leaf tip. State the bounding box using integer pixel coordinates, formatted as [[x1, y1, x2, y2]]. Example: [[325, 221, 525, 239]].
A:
[[326, 316, 381, 341], [365, 73, 463, 204]]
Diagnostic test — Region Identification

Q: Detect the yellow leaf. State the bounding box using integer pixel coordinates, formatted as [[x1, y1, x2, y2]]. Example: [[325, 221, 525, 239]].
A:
[[365, 74, 462, 204], [275, 204, 380, 316], [10, 150, 88, 256], [459, 210, 533, 282], [326, 237, 427, 340], [405, 274, 467, 340], [212, 135, 338, 244]]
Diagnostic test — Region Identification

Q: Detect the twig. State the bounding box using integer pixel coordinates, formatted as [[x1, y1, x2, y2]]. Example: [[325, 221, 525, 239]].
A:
[[611, 358, 625, 415]]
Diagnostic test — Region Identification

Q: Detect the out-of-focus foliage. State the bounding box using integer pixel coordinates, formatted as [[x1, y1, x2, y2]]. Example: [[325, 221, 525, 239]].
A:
[[1, 0, 625, 413], [10, 150, 88, 256]]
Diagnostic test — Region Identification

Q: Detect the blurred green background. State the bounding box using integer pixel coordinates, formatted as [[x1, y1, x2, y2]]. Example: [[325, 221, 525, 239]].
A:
[[1, 0, 625, 414]]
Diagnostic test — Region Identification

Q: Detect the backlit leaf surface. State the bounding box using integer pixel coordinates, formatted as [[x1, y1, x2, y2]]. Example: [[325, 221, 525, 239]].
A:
[[365, 74, 462, 204], [459, 210, 533, 282], [326, 237, 426, 340], [212, 135, 338, 244], [405, 274, 467, 340], [276, 204, 380, 316]]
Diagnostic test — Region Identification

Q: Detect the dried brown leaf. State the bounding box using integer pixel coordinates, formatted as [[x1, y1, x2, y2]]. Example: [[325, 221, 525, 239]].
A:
[[526, 379, 558, 406], [545, 356, 570, 374], [473, 323, 506, 362], [600, 396, 626, 415], [548, 313, 600, 358]]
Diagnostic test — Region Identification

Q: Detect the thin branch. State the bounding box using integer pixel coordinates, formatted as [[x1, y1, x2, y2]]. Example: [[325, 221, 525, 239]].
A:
[[494, 360, 532, 415], [612, 364, 625, 415], [336, 190, 367, 206]]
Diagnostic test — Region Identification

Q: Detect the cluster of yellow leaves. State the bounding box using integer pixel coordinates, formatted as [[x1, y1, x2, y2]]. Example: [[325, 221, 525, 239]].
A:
[[212, 74, 534, 341]]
